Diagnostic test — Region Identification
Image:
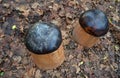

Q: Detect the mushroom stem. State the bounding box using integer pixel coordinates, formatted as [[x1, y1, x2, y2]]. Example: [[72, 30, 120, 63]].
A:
[[31, 45, 65, 70], [73, 20, 99, 47]]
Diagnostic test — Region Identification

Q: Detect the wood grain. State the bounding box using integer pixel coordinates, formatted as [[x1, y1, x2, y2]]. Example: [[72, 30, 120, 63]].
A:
[[31, 45, 65, 70], [72, 20, 99, 47]]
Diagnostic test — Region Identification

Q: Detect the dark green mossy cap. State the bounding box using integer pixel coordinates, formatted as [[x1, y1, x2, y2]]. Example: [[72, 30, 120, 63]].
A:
[[79, 9, 109, 37], [25, 22, 62, 54]]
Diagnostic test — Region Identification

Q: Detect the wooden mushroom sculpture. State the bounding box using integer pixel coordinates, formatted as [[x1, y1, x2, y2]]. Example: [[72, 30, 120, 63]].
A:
[[73, 9, 109, 47], [25, 22, 65, 70]]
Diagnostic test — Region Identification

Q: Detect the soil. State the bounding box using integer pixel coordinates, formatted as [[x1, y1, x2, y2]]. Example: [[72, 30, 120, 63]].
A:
[[0, 0, 120, 78]]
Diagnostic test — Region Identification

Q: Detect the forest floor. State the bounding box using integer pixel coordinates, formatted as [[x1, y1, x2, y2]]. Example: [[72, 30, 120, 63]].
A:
[[0, 0, 120, 78]]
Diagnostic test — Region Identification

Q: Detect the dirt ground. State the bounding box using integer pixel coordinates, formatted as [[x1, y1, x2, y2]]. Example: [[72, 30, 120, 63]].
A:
[[0, 0, 120, 78]]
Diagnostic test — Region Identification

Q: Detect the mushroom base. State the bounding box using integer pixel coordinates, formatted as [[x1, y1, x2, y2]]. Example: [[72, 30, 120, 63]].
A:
[[31, 45, 65, 70], [72, 20, 99, 47]]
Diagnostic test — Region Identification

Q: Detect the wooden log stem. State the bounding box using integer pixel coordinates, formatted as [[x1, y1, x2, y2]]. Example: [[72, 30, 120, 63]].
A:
[[31, 45, 65, 70], [73, 20, 99, 47]]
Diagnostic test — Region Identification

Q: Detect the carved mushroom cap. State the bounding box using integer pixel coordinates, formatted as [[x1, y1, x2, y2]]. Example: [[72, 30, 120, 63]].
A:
[[79, 9, 109, 37], [25, 22, 62, 54]]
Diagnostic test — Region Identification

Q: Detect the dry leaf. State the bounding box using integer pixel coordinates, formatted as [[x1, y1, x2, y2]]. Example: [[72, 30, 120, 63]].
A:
[[24, 68, 36, 78], [31, 2, 40, 9], [72, 64, 81, 74], [15, 5, 30, 17], [35, 70, 42, 78], [53, 3, 60, 11]]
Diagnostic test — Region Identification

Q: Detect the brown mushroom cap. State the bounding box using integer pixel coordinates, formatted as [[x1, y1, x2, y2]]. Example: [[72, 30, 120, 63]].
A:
[[25, 22, 62, 54], [79, 9, 109, 37]]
